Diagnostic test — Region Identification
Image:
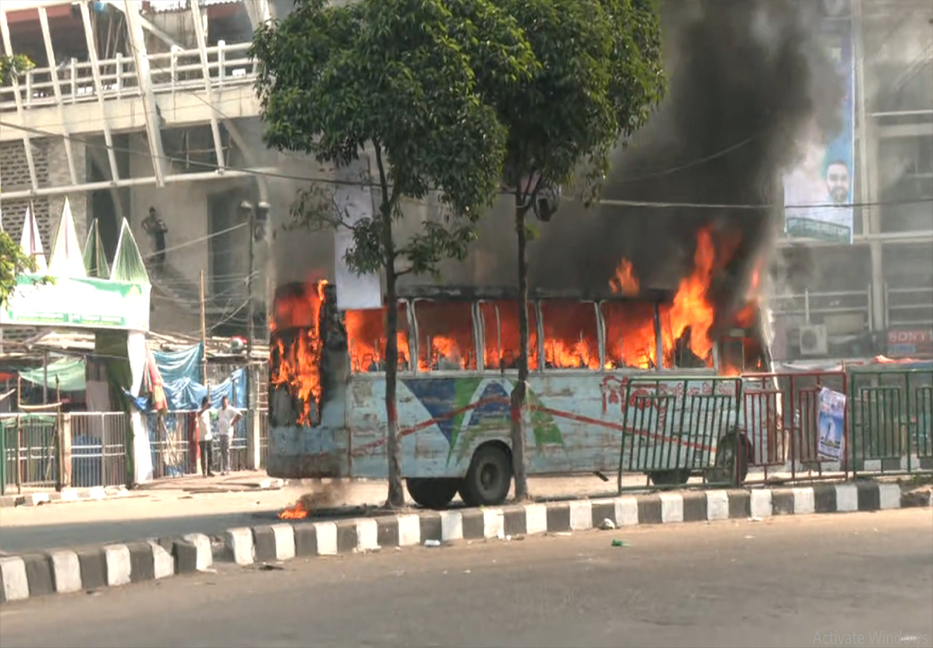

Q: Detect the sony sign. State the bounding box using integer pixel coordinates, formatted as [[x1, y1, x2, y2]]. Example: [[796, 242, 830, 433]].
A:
[[887, 328, 933, 356]]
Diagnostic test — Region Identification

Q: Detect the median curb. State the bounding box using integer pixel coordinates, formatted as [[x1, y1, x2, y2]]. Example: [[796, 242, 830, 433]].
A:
[[1, 480, 928, 606]]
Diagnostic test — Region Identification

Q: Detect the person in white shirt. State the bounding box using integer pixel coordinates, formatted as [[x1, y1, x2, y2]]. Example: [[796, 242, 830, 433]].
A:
[[197, 396, 214, 477], [216, 396, 243, 475]]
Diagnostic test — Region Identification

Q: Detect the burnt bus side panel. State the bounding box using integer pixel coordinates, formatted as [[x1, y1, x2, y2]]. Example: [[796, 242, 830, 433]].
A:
[[267, 283, 352, 479]]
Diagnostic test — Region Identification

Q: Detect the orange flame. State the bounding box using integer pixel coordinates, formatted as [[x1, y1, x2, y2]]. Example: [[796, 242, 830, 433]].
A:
[[609, 259, 640, 296], [345, 307, 413, 372], [607, 227, 718, 368], [270, 228, 754, 393], [269, 281, 328, 426], [278, 500, 309, 520]]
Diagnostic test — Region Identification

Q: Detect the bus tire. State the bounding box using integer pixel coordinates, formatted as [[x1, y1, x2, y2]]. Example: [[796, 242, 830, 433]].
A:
[[406, 478, 460, 510], [648, 470, 690, 487], [461, 444, 512, 507], [709, 433, 750, 486]]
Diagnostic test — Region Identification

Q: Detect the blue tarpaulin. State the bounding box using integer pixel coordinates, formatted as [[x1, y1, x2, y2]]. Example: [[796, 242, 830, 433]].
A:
[[146, 343, 247, 412], [126, 367, 246, 412], [162, 368, 247, 411], [152, 344, 202, 384]]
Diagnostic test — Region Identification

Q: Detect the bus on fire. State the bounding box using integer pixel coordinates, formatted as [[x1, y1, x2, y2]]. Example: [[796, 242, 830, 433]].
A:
[[265, 278, 774, 509]]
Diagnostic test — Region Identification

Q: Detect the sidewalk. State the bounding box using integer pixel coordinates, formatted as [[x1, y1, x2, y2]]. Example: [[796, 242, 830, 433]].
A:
[[135, 471, 285, 494], [0, 471, 284, 509]]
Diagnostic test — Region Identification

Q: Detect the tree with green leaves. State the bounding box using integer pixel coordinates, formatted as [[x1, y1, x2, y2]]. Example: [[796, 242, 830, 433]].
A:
[[0, 53, 33, 86], [0, 54, 36, 308], [481, 0, 666, 499], [251, 0, 536, 507]]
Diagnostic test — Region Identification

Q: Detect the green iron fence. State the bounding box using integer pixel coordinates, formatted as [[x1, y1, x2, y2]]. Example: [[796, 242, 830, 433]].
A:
[[616, 376, 744, 491], [848, 367, 933, 475], [0, 413, 60, 493]]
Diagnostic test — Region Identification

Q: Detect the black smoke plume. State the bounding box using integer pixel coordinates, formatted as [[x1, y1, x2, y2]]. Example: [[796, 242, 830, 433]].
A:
[[513, 0, 844, 334]]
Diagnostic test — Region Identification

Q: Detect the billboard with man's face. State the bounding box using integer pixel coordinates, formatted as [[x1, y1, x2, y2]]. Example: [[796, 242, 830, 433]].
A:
[[783, 0, 855, 244]]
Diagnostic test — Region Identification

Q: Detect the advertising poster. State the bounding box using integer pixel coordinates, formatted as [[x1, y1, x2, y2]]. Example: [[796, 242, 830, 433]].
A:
[[784, 0, 855, 244], [817, 386, 847, 461]]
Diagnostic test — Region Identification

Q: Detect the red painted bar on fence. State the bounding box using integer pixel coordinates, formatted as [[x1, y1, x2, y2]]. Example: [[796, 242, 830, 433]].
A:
[[740, 370, 848, 483]]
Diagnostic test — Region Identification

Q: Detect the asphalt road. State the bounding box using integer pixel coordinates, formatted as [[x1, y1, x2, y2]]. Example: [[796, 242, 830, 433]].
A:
[[2, 509, 931, 648]]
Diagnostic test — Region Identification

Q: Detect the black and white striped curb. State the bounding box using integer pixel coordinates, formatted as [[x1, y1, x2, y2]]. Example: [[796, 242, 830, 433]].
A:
[[0, 487, 131, 509], [0, 533, 212, 605], [1, 481, 927, 605]]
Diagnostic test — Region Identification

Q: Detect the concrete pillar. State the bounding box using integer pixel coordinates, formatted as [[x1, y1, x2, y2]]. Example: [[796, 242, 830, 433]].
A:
[[854, 0, 885, 334], [249, 406, 262, 470], [248, 365, 261, 470], [59, 413, 72, 490]]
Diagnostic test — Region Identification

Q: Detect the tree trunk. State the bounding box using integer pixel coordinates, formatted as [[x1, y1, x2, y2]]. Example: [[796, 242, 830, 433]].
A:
[[511, 196, 530, 500], [383, 214, 405, 509]]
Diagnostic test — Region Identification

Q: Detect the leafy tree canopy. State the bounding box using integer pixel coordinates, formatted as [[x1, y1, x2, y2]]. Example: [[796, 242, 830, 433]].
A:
[[0, 53, 33, 86], [251, 0, 536, 275], [493, 0, 665, 200], [1, 54, 37, 307], [0, 232, 38, 308]]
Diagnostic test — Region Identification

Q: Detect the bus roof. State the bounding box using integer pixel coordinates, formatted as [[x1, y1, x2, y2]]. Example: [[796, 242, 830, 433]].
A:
[[393, 284, 675, 304]]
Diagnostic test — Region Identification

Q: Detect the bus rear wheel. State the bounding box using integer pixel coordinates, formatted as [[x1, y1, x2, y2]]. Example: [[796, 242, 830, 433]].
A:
[[460, 444, 512, 507], [708, 433, 751, 486], [406, 478, 460, 510]]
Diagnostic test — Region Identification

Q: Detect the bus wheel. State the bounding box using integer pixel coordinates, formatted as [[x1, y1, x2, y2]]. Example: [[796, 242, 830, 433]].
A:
[[709, 433, 750, 486], [461, 444, 512, 507], [648, 470, 690, 487], [406, 478, 460, 510]]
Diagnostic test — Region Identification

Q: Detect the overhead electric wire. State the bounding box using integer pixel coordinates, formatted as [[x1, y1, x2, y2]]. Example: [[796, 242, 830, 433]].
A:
[[4, 117, 928, 211]]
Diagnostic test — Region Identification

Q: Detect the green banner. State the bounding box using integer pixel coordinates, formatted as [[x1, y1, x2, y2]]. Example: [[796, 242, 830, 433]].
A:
[[0, 275, 151, 331]]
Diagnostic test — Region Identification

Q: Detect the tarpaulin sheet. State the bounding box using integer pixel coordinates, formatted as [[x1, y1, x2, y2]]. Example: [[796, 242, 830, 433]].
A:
[[152, 344, 202, 384], [161, 368, 246, 412], [19, 358, 87, 392]]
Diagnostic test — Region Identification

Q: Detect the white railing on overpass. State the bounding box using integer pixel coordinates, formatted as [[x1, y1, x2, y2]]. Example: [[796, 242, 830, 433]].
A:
[[0, 40, 256, 112]]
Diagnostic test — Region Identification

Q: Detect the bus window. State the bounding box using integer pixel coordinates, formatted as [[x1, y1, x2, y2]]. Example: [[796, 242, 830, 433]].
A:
[[479, 301, 539, 371], [719, 337, 746, 375], [540, 300, 599, 369], [663, 310, 711, 369], [602, 301, 660, 369], [414, 300, 477, 371], [345, 303, 412, 373]]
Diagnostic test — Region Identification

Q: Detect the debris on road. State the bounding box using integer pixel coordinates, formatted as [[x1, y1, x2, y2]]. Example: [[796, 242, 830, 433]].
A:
[[599, 518, 616, 530], [611, 539, 630, 547], [424, 539, 441, 548]]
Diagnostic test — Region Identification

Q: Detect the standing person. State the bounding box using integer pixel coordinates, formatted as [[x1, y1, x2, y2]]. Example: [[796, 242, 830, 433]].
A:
[[216, 395, 242, 475], [197, 396, 214, 477], [142, 207, 168, 273]]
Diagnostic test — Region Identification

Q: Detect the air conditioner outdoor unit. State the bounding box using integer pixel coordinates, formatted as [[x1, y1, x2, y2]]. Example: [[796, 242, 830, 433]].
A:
[[798, 324, 828, 356]]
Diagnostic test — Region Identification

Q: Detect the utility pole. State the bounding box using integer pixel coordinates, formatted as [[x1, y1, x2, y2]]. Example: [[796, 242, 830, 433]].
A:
[[199, 268, 207, 385], [243, 200, 268, 364], [247, 209, 255, 365]]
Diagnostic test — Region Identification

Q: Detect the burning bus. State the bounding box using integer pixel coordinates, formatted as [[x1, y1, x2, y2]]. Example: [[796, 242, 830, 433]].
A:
[[266, 231, 775, 509]]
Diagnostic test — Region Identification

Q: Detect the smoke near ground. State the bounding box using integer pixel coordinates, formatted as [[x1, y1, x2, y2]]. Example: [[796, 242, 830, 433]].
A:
[[298, 479, 352, 512]]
